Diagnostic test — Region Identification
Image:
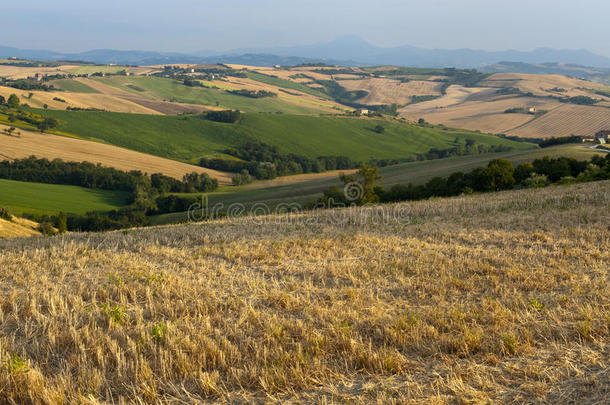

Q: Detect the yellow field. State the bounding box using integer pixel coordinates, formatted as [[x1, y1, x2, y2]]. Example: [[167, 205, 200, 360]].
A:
[[0, 216, 40, 238], [508, 104, 610, 138], [340, 78, 442, 105], [482, 73, 610, 101], [0, 181, 607, 403], [0, 85, 162, 115], [0, 125, 233, 184], [401, 96, 563, 133]]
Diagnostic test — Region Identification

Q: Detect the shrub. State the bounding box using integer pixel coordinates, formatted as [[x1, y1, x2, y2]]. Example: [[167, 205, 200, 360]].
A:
[[38, 222, 57, 236], [0, 207, 12, 221]]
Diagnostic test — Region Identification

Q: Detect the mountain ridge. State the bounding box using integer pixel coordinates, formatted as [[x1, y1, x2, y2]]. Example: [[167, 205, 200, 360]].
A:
[[2, 36, 610, 68]]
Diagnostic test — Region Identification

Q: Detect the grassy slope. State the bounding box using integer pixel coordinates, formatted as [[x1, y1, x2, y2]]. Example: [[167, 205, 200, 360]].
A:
[[92, 76, 327, 114], [39, 109, 533, 164], [0, 181, 607, 403], [0, 179, 131, 215], [150, 144, 605, 225], [48, 79, 100, 93]]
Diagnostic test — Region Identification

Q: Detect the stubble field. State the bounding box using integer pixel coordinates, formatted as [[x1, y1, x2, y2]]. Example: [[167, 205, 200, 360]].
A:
[[0, 181, 607, 403]]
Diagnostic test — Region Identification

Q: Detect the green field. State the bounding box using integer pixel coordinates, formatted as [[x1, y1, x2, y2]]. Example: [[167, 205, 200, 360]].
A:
[[92, 76, 328, 114], [245, 72, 330, 99], [38, 109, 533, 164], [150, 144, 605, 225], [63, 66, 130, 75], [48, 79, 100, 93], [0, 179, 131, 216]]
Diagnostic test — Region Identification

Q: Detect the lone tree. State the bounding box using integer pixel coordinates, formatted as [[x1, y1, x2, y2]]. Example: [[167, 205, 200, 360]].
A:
[[374, 125, 385, 134], [0, 95, 6, 105], [339, 163, 382, 205], [57, 211, 67, 234], [7, 94, 20, 108]]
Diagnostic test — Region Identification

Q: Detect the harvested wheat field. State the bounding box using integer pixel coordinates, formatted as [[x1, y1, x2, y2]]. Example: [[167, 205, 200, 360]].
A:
[[341, 78, 442, 105], [481, 73, 610, 100], [0, 217, 40, 238], [401, 97, 563, 134], [0, 125, 233, 184], [0, 181, 608, 403], [0, 85, 162, 115], [508, 104, 610, 138]]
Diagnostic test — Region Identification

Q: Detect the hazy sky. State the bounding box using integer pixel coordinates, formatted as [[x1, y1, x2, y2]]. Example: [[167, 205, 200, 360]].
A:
[[4, 0, 610, 56]]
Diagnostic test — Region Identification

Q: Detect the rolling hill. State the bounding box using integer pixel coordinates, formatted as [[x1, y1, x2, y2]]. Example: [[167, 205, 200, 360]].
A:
[[0, 180, 607, 402], [150, 144, 606, 225], [37, 109, 533, 164], [0, 178, 131, 216]]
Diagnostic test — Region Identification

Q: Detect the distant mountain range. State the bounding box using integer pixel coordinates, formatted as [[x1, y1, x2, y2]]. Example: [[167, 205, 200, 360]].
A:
[[2, 36, 610, 69]]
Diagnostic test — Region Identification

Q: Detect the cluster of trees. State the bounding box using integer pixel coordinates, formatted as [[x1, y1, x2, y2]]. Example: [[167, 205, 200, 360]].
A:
[[0, 78, 55, 91], [200, 142, 358, 180], [231, 170, 253, 186], [183, 78, 204, 87], [0, 94, 21, 108], [560, 95, 599, 105], [202, 110, 242, 123], [420, 142, 513, 161], [1, 97, 59, 132], [539, 136, 582, 148], [227, 89, 277, 98], [319, 154, 610, 208]]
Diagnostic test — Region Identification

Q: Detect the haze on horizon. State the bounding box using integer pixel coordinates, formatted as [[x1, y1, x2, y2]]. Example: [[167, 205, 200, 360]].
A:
[[4, 0, 610, 57]]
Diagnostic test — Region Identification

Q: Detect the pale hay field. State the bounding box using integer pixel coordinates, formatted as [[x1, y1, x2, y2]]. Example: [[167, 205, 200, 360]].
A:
[[401, 97, 563, 134], [340, 78, 442, 105], [0, 125, 233, 184], [0, 181, 608, 403], [0, 217, 40, 238], [507, 104, 610, 139], [481, 73, 610, 101], [0, 85, 161, 115]]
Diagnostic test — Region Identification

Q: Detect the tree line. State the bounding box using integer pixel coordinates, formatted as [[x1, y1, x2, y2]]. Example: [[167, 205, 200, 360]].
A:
[[200, 141, 358, 183], [318, 154, 610, 207]]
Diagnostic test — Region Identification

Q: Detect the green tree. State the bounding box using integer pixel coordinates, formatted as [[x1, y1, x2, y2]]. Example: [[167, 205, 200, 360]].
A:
[[7, 94, 20, 108], [340, 163, 382, 205], [374, 125, 385, 134], [36, 117, 59, 132], [514, 162, 535, 183], [486, 159, 515, 191], [57, 211, 67, 234], [0, 95, 6, 105]]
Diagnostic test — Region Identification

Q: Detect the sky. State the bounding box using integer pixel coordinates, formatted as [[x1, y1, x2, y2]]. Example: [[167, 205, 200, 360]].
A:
[[4, 0, 610, 57]]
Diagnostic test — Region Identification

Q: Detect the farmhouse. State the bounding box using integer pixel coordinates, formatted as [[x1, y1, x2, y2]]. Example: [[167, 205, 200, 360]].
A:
[[528, 107, 537, 114], [34, 73, 45, 81], [357, 108, 369, 116], [596, 130, 609, 143]]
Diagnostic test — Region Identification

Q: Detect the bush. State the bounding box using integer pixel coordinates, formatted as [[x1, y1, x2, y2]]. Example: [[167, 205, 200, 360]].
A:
[[232, 170, 253, 186], [38, 222, 57, 236], [521, 173, 549, 188], [374, 125, 385, 134], [0, 207, 11, 221]]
